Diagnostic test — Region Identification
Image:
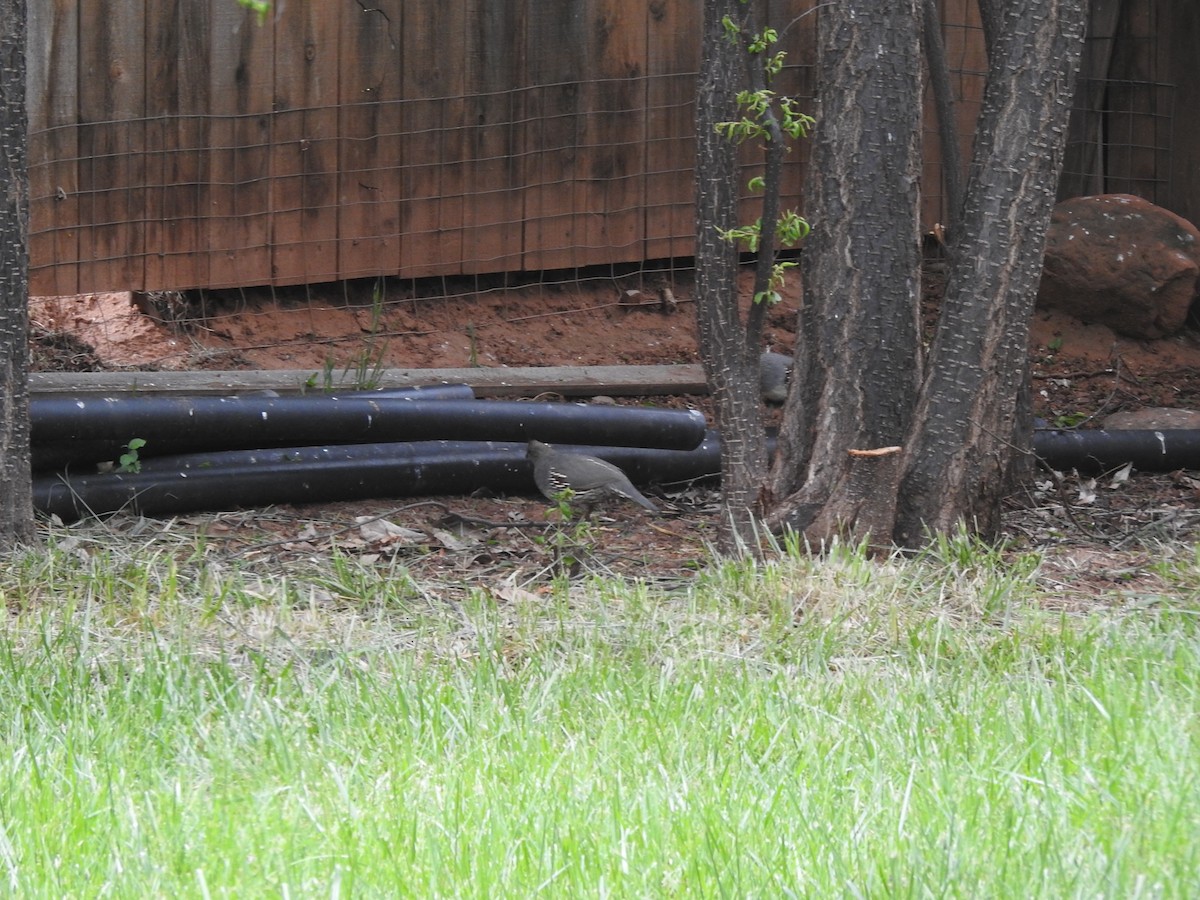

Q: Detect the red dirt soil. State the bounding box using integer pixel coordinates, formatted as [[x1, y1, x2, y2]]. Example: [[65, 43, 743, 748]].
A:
[[29, 268, 1200, 420], [27, 268, 1200, 601]]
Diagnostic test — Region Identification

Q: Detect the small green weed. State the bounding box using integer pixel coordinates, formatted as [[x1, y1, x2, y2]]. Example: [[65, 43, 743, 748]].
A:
[[532, 489, 602, 576], [1053, 411, 1089, 428], [116, 438, 147, 473], [340, 280, 390, 390], [467, 323, 479, 367]]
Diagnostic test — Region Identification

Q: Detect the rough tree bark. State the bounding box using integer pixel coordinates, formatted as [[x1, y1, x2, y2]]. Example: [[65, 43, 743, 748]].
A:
[[694, 0, 770, 553], [893, 0, 1086, 546], [0, 0, 36, 547], [767, 0, 1085, 550], [765, 0, 924, 547]]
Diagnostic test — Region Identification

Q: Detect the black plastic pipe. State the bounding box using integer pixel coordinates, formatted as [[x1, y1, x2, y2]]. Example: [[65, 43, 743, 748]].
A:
[[32, 440, 136, 473], [33, 434, 727, 522], [1032, 428, 1200, 473], [30, 384, 478, 471], [30, 394, 708, 461], [33, 426, 1200, 522]]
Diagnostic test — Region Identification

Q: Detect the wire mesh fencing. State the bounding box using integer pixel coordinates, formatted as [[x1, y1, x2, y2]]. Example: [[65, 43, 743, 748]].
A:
[[24, 1, 1183, 378]]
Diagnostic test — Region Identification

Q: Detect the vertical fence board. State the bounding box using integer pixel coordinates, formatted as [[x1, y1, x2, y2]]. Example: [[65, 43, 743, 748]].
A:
[[338, 1, 402, 281], [1165, 0, 1200, 224], [772, 0, 816, 218], [27, 0, 79, 296], [461, 0, 524, 274], [1106, 0, 1165, 201], [400, 2, 467, 277], [272, 5, 340, 285], [932, 0, 987, 227], [208, 4, 273, 289], [1150, 3, 1172, 210], [77, 0, 146, 292], [728, 2, 813, 254], [522, 3, 587, 271], [144, 1, 211, 291], [577, 0, 647, 264], [1061, 0, 1124, 199], [35, 0, 1180, 296], [645, 0, 700, 262], [433, 4, 467, 277]]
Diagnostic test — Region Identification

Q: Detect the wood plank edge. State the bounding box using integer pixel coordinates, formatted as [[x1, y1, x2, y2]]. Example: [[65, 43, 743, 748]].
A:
[[30, 365, 710, 398]]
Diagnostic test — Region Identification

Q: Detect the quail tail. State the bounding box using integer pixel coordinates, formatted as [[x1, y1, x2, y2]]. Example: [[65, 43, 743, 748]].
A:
[[612, 481, 659, 513]]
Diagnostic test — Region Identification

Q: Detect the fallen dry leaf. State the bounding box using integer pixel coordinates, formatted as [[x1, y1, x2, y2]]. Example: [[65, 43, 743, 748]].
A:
[[1077, 478, 1098, 505], [493, 584, 543, 605]]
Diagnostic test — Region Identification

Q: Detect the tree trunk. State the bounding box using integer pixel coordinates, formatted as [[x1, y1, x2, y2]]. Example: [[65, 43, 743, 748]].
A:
[[893, 0, 1086, 546], [694, 0, 769, 553], [976, 0, 1004, 56], [0, 0, 36, 547], [765, 0, 924, 548]]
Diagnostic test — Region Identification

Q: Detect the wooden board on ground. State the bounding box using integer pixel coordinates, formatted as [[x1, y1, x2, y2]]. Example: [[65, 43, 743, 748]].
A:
[[30, 366, 709, 399]]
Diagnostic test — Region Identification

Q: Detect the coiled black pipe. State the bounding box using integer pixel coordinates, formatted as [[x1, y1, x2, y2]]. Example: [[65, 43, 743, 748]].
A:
[[30, 384, 478, 471], [30, 391, 708, 465], [31, 423, 1200, 522], [33, 434, 726, 522], [1033, 428, 1200, 473]]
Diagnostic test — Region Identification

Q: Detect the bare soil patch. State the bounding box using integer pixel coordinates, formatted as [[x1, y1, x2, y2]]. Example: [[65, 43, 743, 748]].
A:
[[29, 267, 1200, 598]]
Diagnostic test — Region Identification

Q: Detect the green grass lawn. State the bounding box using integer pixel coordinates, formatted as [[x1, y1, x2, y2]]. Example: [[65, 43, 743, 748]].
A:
[[0, 528, 1197, 897]]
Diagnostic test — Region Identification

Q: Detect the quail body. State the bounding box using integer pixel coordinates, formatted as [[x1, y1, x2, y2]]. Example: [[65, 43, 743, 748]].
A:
[[760, 351, 793, 404], [526, 440, 659, 513]]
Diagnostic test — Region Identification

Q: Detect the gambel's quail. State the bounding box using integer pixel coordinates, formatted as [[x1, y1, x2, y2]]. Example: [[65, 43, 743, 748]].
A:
[[526, 440, 659, 513], [760, 351, 793, 404]]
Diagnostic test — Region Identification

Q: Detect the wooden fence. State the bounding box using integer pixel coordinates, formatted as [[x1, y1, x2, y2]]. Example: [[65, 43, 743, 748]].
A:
[[25, 0, 1191, 296]]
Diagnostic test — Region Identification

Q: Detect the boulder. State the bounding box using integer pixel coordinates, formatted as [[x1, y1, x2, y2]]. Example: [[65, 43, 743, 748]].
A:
[[1037, 194, 1200, 339], [1103, 407, 1200, 430]]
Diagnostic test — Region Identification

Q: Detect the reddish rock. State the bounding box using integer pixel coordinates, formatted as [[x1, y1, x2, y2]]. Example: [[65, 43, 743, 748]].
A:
[[1103, 407, 1200, 430], [1037, 194, 1200, 339]]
